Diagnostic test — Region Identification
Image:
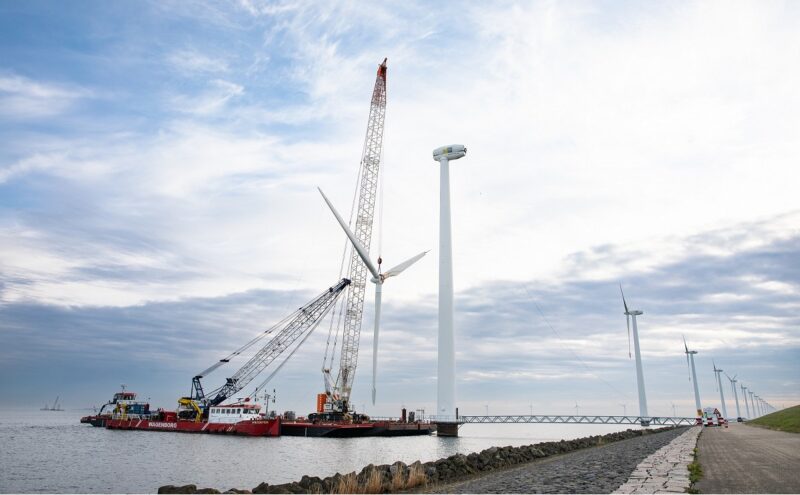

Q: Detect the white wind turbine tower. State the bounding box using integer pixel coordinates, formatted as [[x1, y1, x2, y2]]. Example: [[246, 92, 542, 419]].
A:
[[318, 188, 427, 405], [712, 361, 728, 419], [741, 384, 751, 418], [683, 336, 702, 418], [749, 391, 756, 417], [432, 144, 466, 435], [725, 373, 741, 421], [620, 286, 649, 422]]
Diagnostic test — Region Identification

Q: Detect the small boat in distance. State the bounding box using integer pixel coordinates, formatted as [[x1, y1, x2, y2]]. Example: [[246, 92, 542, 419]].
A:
[[41, 396, 64, 411]]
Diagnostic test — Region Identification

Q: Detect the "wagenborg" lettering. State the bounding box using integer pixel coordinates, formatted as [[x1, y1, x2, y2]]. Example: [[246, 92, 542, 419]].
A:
[[149, 422, 177, 428]]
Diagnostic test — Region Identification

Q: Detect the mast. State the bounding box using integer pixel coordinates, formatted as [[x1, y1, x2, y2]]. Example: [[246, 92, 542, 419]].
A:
[[332, 59, 387, 412]]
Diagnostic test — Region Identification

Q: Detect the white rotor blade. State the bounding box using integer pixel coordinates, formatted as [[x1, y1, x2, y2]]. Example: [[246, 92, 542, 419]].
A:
[[626, 314, 631, 358], [620, 284, 629, 313], [683, 336, 692, 381], [382, 251, 428, 280], [318, 187, 380, 280], [372, 284, 382, 405]]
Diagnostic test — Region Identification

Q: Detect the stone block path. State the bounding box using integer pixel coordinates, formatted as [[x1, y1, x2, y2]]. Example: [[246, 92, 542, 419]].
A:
[[425, 427, 688, 494], [613, 426, 700, 494]]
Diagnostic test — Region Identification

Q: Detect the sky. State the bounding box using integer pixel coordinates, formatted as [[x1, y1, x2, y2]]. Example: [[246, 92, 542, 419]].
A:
[[1, 0, 798, 418]]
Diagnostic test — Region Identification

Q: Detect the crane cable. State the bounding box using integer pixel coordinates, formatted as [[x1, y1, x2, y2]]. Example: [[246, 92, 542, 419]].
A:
[[248, 301, 335, 397], [377, 137, 385, 269], [322, 151, 364, 374], [522, 284, 634, 402], [195, 309, 298, 379]]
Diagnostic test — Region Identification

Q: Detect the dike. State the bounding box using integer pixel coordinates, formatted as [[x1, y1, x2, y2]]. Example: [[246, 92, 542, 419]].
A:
[[158, 426, 682, 494]]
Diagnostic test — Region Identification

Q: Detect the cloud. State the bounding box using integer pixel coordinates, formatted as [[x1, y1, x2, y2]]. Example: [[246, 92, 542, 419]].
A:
[[0, 74, 93, 119], [1, 1, 799, 414], [166, 49, 230, 74], [169, 79, 244, 115], [1, 216, 798, 413]]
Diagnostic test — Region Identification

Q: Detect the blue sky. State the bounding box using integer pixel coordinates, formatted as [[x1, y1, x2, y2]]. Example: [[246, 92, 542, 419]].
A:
[[1, 1, 798, 417]]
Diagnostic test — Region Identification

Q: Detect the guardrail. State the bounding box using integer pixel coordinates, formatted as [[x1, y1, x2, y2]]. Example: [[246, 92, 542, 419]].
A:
[[458, 415, 697, 426]]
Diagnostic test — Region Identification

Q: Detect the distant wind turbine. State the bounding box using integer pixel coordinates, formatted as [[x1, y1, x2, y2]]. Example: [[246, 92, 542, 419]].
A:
[[712, 360, 728, 419], [683, 336, 702, 418], [620, 286, 648, 420], [725, 373, 741, 421], [741, 384, 751, 418]]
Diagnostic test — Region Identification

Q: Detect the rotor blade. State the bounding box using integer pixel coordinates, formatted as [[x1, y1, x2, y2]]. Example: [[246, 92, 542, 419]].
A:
[[318, 187, 380, 280], [626, 315, 631, 359], [684, 337, 691, 381], [372, 285, 382, 405], [619, 284, 629, 313], [382, 251, 428, 279]]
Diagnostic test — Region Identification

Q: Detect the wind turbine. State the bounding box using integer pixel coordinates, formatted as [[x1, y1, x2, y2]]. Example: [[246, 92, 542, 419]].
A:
[[620, 403, 627, 416], [749, 390, 756, 417], [318, 188, 427, 405], [741, 384, 751, 418], [712, 361, 728, 419], [432, 144, 466, 430], [683, 336, 702, 418], [725, 373, 741, 421], [620, 286, 649, 420], [574, 402, 580, 416]]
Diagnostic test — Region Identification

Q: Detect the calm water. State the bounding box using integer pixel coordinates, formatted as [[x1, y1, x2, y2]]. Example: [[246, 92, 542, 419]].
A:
[[0, 409, 637, 493]]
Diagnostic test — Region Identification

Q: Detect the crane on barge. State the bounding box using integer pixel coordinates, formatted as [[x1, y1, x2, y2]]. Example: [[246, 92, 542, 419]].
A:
[[180, 278, 350, 420], [320, 58, 388, 416], [179, 58, 389, 421]]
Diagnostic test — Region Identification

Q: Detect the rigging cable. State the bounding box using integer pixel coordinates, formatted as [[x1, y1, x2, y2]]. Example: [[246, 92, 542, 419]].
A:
[[195, 309, 297, 379], [522, 284, 634, 402], [322, 150, 365, 374], [249, 300, 336, 397]]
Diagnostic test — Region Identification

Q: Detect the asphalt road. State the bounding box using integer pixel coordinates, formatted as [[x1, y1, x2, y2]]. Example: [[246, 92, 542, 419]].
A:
[[696, 422, 800, 493]]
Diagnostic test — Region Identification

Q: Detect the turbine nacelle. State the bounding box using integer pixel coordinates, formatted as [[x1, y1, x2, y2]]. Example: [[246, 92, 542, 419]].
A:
[[432, 144, 467, 161]]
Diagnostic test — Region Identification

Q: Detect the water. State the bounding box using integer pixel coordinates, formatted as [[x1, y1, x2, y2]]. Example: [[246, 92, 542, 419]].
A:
[[0, 409, 637, 493]]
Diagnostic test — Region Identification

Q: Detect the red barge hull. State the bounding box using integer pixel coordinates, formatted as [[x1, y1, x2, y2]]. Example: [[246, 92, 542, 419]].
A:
[[105, 418, 281, 436], [280, 420, 435, 437]]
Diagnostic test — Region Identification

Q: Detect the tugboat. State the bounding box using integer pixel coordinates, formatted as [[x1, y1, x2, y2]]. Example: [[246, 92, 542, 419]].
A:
[[80, 386, 143, 427]]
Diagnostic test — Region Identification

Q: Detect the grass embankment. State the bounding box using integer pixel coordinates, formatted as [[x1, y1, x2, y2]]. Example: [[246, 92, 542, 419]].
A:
[[748, 404, 800, 433]]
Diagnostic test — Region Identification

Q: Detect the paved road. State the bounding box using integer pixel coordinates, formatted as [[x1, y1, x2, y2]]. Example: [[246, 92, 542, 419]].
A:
[[425, 428, 687, 494], [696, 423, 800, 493]]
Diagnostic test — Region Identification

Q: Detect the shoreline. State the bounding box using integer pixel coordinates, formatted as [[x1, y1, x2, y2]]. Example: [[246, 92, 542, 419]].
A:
[[158, 426, 685, 494]]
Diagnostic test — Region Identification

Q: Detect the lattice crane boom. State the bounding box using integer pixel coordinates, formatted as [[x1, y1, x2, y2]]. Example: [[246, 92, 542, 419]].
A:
[[190, 278, 351, 407], [329, 59, 387, 412]]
